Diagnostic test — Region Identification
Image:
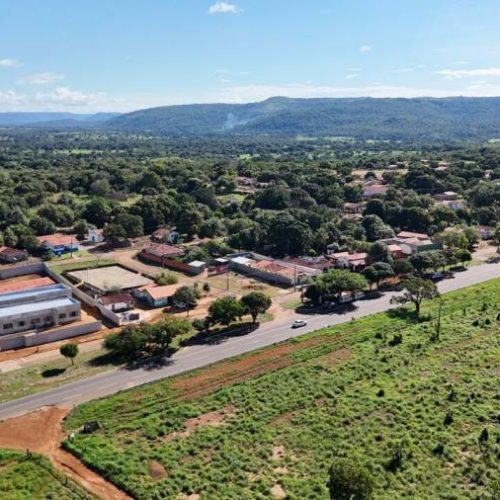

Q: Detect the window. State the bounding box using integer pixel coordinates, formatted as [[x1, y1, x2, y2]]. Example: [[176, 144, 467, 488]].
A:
[[59, 313, 67, 320], [31, 318, 38, 325], [70, 311, 78, 318], [3, 323, 13, 330], [17, 321, 25, 327], [44, 317, 51, 323]]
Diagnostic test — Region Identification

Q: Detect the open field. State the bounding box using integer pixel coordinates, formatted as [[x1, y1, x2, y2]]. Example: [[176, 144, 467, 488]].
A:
[[62, 279, 500, 499], [49, 258, 116, 275], [0, 449, 92, 499], [204, 272, 291, 298]]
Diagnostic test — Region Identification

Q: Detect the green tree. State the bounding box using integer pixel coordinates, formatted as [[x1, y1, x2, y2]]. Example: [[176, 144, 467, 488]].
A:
[[362, 262, 394, 289], [367, 241, 392, 264], [327, 459, 373, 500], [172, 286, 199, 313], [307, 269, 367, 305], [240, 292, 272, 323], [60, 343, 79, 366], [208, 296, 245, 326], [391, 277, 439, 318], [103, 223, 127, 245], [155, 271, 178, 285]]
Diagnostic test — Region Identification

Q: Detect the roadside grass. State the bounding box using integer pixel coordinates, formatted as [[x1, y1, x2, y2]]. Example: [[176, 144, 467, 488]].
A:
[[281, 298, 303, 310], [0, 449, 93, 499], [0, 348, 119, 404], [63, 279, 500, 499]]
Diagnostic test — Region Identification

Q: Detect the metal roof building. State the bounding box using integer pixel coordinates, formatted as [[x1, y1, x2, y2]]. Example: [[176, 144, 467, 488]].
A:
[[0, 284, 81, 336]]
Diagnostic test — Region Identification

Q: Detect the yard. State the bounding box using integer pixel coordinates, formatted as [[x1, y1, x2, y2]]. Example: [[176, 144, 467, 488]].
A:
[[62, 279, 500, 499]]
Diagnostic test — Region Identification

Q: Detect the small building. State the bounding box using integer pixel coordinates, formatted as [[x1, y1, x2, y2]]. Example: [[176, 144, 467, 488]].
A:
[[0, 247, 28, 264], [140, 243, 185, 265], [98, 293, 134, 313], [396, 231, 429, 241], [387, 244, 405, 260], [0, 284, 80, 336], [434, 191, 460, 201], [87, 227, 104, 244], [139, 284, 182, 308], [188, 260, 207, 275], [37, 233, 79, 255], [0, 276, 54, 295], [329, 252, 368, 271], [437, 199, 467, 211]]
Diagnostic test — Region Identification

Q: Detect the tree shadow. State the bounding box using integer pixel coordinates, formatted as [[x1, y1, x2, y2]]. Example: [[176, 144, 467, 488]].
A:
[[125, 356, 175, 371], [385, 307, 417, 323], [41, 367, 66, 378], [88, 351, 127, 368], [181, 321, 259, 347]]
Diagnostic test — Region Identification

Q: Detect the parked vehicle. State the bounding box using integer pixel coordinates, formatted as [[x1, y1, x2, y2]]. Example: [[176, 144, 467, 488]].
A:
[[292, 319, 308, 328]]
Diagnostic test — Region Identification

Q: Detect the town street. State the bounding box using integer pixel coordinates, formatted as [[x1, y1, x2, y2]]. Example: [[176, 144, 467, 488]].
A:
[[0, 262, 498, 421]]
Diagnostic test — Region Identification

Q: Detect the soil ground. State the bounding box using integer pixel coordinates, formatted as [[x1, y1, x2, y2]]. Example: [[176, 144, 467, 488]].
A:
[[0, 406, 130, 500]]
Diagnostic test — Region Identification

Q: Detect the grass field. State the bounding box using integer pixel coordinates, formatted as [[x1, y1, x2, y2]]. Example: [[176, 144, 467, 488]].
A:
[[49, 258, 116, 275], [63, 279, 500, 499], [0, 449, 92, 499]]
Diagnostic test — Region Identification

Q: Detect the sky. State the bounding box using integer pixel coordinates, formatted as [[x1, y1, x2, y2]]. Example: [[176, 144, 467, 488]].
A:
[[2, 0, 500, 112]]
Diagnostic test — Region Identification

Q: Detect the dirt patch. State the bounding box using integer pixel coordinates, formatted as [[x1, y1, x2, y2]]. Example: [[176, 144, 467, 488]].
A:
[[271, 445, 286, 461], [172, 333, 352, 401], [270, 410, 299, 426], [271, 483, 287, 498], [148, 460, 168, 480], [165, 406, 236, 442], [178, 494, 200, 500], [0, 406, 130, 500], [317, 347, 352, 365], [274, 466, 288, 474]]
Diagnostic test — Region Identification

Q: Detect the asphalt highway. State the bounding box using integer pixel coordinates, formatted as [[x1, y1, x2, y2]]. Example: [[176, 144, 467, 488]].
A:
[[0, 262, 498, 421]]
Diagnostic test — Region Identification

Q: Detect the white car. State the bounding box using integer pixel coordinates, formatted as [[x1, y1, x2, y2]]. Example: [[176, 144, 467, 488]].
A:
[[292, 319, 308, 328]]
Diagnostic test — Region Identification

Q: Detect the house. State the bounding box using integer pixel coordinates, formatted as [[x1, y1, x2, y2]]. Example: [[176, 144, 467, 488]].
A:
[[0, 284, 80, 336], [151, 227, 170, 243], [329, 252, 368, 271], [86, 227, 104, 244], [229, 255, 308, 286], [0, 247, 28, 264], [188, 260, 207, 275], [362, 184, 388, 198], [386, 233, 441, 255], [387, 244, 405, 260], [282, 256, 334, 273], [37, 233, 79, 255], [98, 293, 134, 313], [138, 284, 182, 308], [140, 243, 185, 265]]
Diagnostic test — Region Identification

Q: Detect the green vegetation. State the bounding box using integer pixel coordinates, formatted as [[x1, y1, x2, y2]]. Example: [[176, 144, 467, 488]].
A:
[[63, 280, 499, 499], [60, 343, 79, 366], [49, 258, 116, 275], [0, 449, 92, 499]]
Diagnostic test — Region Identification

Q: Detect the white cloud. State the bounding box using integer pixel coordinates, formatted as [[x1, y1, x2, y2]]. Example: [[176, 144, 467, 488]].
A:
[[19, 72, 64, 85], [0, 58, 23, 68], [0, 86, 117, 112], [437, 67, 500, 78], [395, 68, 414, 73], [359, 45, 372, 53], [208, 2, 239, 14], [208, 81, 500, 103], [345, 74, 359, 80]]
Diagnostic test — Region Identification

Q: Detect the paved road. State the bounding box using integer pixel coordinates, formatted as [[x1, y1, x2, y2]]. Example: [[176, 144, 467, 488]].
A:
[[0, 262, 498, 421]]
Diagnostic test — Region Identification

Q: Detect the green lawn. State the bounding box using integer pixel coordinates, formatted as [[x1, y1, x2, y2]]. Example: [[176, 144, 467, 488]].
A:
[[62, 279, 500, 499], [0, 449, 93, 499], [49, 258, 116, 275]]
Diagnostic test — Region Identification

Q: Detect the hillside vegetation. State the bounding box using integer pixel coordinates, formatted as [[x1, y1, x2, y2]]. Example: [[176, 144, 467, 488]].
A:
[[64, 279, 500, 499], [106, 96, 500, 140]]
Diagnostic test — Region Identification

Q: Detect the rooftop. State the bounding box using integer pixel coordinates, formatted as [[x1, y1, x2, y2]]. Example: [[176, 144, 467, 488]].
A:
[[141, 284, 182, 300], [68, 266, 153, 293], [0, 297, 78, 319], [0, 277, 54, 295], [37, 233, 77, 247], [396, 231, 429, 240], [142, 243, 184, 258], [100, 293, 134, 306]]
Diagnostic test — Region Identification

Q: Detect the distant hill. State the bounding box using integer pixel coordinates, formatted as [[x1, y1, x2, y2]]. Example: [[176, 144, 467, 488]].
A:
[[0, 112, 120, 127], [105, 96, 500, 140]]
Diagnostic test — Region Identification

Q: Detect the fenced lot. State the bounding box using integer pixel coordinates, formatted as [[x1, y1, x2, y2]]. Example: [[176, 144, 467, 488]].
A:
[[64, 279, 500, 499]]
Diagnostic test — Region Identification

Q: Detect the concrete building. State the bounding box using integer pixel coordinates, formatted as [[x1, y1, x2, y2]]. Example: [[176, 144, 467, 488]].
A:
[[0, 284, 80, 336], [86, 227, 104, 244], [98, 293, 134, 313]]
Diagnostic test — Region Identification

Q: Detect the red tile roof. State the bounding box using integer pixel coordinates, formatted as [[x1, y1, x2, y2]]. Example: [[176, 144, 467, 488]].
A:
[[100, 293, 134, 306], [142, 243, 184, 258], [0, 277, 54, 294], [141, 284, 182, 300], [37, 233, 77, 247]]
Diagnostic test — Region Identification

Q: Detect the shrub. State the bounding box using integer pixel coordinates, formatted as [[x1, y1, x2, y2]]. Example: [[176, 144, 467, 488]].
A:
[[327, 459, 373, 500]]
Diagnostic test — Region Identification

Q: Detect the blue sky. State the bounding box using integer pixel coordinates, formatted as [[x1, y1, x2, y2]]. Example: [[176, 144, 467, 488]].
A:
[[2, 0, 500, 112]]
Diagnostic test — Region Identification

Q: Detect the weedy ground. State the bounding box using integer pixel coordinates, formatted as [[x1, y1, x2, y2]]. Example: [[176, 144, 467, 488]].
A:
[[63, 279, 500, 499]]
